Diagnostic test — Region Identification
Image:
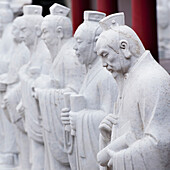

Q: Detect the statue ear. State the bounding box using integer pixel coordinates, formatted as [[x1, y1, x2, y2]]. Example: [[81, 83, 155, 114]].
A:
[[35, 25, 42, 37], [56, 26, 64, 39], [119, 40, 131, 59]]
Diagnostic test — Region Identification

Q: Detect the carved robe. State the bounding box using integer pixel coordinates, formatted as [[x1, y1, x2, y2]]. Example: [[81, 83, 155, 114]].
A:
[[108, 51, 170, 170], [74, 59, 118, 170], [0, 24, 14, 154], [36, 38, 85, 170], [19, 40, 51, 142], [19, 40, 51, 170], [0, 23, 14, 74], [2, 42, 31, 169], [0, 41, 29, 166], [1, 41, 29, 128]]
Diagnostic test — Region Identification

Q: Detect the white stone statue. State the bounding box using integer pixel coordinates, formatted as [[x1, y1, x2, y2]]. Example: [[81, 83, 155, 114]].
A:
[[9, 0, 32, 16], [0, 2, 19, 169], [18, 5, 52, 170], [0, 0, 32, 17], [157, 0, 170, 59], [61, 11, 118, 170], [96, 12, 170, 170], [32, 3, 85, 170], [0, 1, 14, 74], [0, 16, 31, 170]]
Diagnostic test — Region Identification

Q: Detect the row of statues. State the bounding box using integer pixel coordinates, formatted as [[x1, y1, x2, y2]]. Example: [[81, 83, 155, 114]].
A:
[[0, 2, 169, 170]]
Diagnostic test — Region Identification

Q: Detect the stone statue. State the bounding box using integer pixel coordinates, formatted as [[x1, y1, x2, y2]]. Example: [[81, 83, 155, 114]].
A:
[[96, 13, 170, 170], [0, 1, 14, 74], [10, 0, 32, 17], [157, 0, 170, 59], [0, 16, 31, 170], [32, 3, 85, 170], [61, 11, 118, 170], [18, 5, 51, 170], [0, 2, 19, 169]]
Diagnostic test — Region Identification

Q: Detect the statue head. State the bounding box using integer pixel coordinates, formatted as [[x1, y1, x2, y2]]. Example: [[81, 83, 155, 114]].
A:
[[0, 2, 13, 37], [73, 11, 106, 66], [41, 3, 72, 49], [0, 2, 14, 24], [12, 17, 24, 43], [19, 5, 43, 49], [96, 13, 145, 78]]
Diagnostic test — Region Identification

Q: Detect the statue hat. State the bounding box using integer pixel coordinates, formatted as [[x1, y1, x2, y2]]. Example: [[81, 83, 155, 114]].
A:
[[50, 3, 70, 16], [0, 2, 10, 9], [84, 11, 106, 22], [23, 5, 42, 15], [99, 12, 125, 30]]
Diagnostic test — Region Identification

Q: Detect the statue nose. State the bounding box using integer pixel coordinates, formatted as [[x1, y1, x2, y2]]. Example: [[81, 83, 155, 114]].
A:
[[41, 33, 45, 40], [103, 63, 108, 67], [19, 32, 24, 39]]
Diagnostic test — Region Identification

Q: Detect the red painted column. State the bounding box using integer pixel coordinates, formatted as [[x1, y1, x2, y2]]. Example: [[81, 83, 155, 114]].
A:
[[71, 0, 91, 33], [97, 0, 118, 15], [132, 0, 159, 61]]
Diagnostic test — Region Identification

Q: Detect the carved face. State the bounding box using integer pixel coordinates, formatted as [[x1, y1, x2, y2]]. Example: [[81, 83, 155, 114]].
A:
[[12, 23, 22, 43], [96, 33, 122, 78], [97, 30, 133, 78], [41, 20, 58, 47], [74, 24, 94, 65], [19, 19, 36, 48]]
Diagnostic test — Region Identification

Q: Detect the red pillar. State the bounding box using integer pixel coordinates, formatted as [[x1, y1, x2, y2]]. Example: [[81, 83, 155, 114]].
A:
[[132, 0, 159, 61], [97, 0, 118, 15], [71, 0, 91, 33]]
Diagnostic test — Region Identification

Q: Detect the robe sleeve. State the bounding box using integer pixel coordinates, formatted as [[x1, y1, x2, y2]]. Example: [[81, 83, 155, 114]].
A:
[[109, 75, 170, 170], [98, 71, 118, 147], [6, 83, 21, 123], [76, 70, 118, 127], [74, 71, 118, 167]]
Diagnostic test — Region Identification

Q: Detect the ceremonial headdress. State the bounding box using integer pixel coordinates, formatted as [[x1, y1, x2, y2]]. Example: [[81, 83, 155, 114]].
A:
[[99, 12, 125, 30], [23, 5, 42, 15], [84, 11, 106, 22], [50, 3, 70, 16], [0, 2, 10, 9]]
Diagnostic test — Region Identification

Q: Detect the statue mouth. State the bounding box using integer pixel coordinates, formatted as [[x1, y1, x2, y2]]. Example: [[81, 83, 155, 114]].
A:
[[106, 65, 114, 73], [75, 52, 80, 57], [107, 68, 113, 73]]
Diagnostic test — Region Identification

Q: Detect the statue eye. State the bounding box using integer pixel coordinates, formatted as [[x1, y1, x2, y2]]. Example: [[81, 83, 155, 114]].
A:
[[21, 28, 26, 33], [77, 39, 82, 43], [102, 52, 108, 58], [43, 29, 48, 34]]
